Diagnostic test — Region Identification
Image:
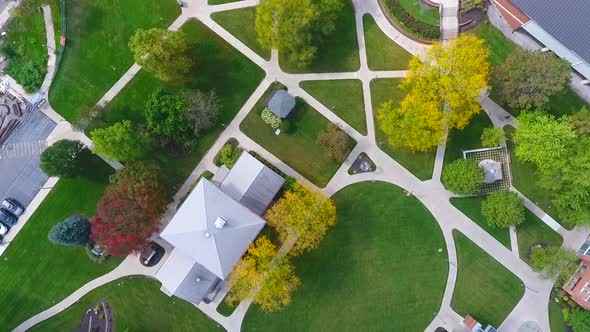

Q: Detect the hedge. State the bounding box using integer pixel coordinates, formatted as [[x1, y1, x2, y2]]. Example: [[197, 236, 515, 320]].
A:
[[382, 0, 440, 40]]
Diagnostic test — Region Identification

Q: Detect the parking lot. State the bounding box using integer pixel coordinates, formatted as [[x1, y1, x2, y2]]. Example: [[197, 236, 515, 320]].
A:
[[0, 110, 56, 207]]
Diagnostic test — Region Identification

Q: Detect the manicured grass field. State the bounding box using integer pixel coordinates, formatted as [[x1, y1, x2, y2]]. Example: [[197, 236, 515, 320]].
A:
[[504, 127, 572, 229], [516, 210, 563, 262], [549, 300, 568, 332], [399, 0, 440, 26], [0, 155, 122, 330], [243, 181, 449, 331], [49, 0, 181, 121], [450, 197, 511, 249], [211, 7, 271, 60], [29, 277, 222, 331], [443, 111, 492, 167], [279, 0, 359, 73], [300, 80, 366, 135], [240, 86, 350, 187], [363, 15, 413, 71], [470, 21, 515, 68], [100, 19, 264, 189], [451, 230, 524, 327], [371, 78, 435, 180]]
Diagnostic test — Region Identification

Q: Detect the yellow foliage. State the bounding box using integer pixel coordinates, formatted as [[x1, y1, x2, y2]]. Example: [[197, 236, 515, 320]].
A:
[[265, 183, 337, 256]]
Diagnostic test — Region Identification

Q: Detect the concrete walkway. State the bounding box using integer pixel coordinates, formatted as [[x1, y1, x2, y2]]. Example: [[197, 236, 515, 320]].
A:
[[15, 0, 588, 331]]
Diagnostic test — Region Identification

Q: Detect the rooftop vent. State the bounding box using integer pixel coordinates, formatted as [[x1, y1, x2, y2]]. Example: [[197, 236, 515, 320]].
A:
[[215, 217, 227, 229]]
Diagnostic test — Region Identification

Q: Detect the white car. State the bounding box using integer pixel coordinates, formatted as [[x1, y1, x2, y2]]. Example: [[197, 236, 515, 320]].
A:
[[0, 222, 7, 236], [1, 198, 24, 217]]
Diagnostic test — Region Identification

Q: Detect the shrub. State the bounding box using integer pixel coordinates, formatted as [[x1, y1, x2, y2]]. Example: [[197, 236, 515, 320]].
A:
[[481, 127, 505, 147], [563, 308, 570, 322], [383, 0, 440, 40], [481, 190, 525, 228], [48, 214, 91, 246], [216, 144, 242, 168], [283, 176, 297, 191], [99, 314, 105, 320], [442, 159, 483, 195], [279, 118, 291, 133], [261, 108, 282, 129]]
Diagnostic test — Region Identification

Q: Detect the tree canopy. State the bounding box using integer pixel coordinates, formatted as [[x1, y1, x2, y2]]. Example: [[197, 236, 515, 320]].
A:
[[442, 159, 483, 195], [569, 309, 590, 332], [530, 246, 578, 282], [570, 106, 590, 136], [481, 190, 525, 228], [129, 28, 192, 81], [316, 123, 352, 163], [181, 89, 221, 137], [494, 49, 571, 110], [265, 183, 337, 256], [378, 35, 490, 151], [48, 214, 91, 246], [480, 127, 505, 147], [145, 89, 192, 148], [225, 236, 300, 311], [40, 140, 88, 178], [256, 0, 343, 68], [90, 120, 148, 162]]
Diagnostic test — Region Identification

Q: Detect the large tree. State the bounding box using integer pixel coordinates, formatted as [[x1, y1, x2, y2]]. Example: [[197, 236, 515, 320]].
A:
[[40, 139, 88, 178], [145, 89, 192, 148], [129, 28, 192, 81], [569, 310, 590, 332], [48, 214, 91, 246], [379, 35, 490, 151], [570, 106, 590, 136], [225, 236, 300, 312], [90, 163, 167, 256], [481, 190, 525, 228], [480, 127, 505, 147], [265, 183, 336, 256], [90, 120, 149, 162], [316, 123, 352, 163], [181, 89, 221, 137], [530, 246, 578, 282], [255, 0, 343, 68], [494, 49, 571, 110], [442, 159, 483, 195], [514, 111, 576, 174]]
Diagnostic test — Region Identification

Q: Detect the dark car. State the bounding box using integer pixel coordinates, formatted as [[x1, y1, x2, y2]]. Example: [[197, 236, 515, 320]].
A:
[[140, 241, 165, 267], [1, 198, 24, 217], [0, 208, 17, 228]]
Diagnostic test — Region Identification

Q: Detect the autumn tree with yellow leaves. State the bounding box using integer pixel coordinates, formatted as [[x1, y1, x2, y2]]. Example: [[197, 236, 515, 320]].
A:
[[225, 236, 300, 312], [265, 183, 337, 256], [378, 35, 490, 152]]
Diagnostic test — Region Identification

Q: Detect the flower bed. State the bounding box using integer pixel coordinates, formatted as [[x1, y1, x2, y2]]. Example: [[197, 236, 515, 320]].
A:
[[382, 0, 440, 41]]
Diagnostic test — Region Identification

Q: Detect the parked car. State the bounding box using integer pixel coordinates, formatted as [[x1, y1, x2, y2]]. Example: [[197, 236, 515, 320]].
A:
[[1, 198, 24, 217], [0, 222, 7, 236], [0, 208, 17, 227], [140, 241, 165, 267]]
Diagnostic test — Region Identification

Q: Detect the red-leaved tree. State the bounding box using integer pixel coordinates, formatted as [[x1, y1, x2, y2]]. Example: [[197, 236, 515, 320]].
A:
[[91, 163, 168, 256]]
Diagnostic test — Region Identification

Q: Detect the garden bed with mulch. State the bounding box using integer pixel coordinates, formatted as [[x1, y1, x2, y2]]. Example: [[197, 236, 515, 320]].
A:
[[459, 8, 487, 32], [76, 299, 114, 332], [348, 152, 376, 175]]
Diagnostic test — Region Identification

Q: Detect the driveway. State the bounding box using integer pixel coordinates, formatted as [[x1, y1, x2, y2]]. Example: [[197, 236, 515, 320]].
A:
[[0, 110, 55, 207]]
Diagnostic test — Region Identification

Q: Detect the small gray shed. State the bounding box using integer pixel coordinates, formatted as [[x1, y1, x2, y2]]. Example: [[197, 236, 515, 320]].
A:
[[267, 90, 295, 119]]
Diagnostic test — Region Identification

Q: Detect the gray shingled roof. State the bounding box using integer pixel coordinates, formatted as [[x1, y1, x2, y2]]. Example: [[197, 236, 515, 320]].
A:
[[220, 152, 284, 215], [512, 0, 590, 63], [267, 90, 295, 118]]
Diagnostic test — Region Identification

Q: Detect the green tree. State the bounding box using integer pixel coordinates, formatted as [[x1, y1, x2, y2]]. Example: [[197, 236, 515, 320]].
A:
[[514, 111, 576, 174], [570, 106, 590, 136], [442, 159, 483, 195], [481, 190, 525, 228], [129, 28, 192, 81], [530, 246, 578, 282], [90, 120, 149, 162], [316, 123, 352, 163], [570, 309, 590, 332], [48, 214, 91, 246], [40, 140, 88, 178], [181, 89, 221, 137], [145, 89, 192, 148], [480, 127, 505, 147], [494, 49, 571, 110], [255, 0, 343, 68]]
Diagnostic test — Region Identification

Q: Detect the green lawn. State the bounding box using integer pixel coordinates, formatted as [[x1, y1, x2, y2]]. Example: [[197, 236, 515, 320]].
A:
[[363, 15, 413, 71], [243, 181, 449, 331], [240, 86, 349, 187], [470, 21, 515, 68], [48, 0, 181, 121], [516, 210, 563, 262], [504, 126, 573, 229], [451, 230, 524, 327], [549, 301, 568, 332], [371, 78, 435, 180], [300, 80, 366, 135], [279, 0, 359, 73], [399, 0, 440, 26], [443, 111, 491, 167], [29, 277, 222, 331], [0, 154, 122, 330], [450, 197, 511, 249], [211, 7, 271, 60], [99, 19, 264, 190]]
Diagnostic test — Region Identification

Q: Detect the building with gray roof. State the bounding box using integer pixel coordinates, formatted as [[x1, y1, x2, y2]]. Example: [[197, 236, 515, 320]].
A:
[[155, 152, 284, 305], [267, 89, 296, 118]]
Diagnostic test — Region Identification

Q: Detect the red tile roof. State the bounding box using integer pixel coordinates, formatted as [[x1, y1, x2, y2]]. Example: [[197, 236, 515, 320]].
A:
[[491, 0, 531, 30]]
